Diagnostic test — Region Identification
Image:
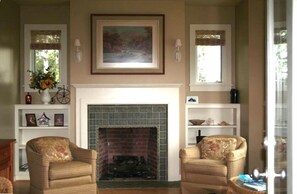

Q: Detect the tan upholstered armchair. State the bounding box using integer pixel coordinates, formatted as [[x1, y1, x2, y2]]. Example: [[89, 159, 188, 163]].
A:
[[26, 136, 97, 194], [179, 135, 247, 194]]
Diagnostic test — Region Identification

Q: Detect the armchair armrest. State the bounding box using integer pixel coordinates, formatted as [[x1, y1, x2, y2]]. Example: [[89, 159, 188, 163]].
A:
[[26, 147, 50, 166], [226, 141, 247, 162], [179, 146, 201, 163], [69, 143, 97, 163], [69, 143, 97, 182], [26, 146, 50, 189], [225, 141, 247, 178]]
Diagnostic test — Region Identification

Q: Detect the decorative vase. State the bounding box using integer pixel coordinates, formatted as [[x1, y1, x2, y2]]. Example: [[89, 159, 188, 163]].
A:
[[25, 92, 32, 104], [40, 88, 51, 104]]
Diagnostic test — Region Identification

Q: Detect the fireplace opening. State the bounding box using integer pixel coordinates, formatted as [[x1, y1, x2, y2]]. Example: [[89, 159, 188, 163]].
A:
[[98, 127, 158, 181]]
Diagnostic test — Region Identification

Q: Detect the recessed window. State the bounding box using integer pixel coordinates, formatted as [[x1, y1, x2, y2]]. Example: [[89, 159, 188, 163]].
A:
[[190, 24, 231, 91], [24, 24, 67, 92]]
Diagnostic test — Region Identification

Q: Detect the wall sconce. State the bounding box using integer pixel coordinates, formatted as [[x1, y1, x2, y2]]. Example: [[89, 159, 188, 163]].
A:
[[74, 38, 82, 62], [175, 39, 182, 62]]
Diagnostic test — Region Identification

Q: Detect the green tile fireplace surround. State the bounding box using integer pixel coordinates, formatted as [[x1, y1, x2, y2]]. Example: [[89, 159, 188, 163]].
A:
[[88, 104, 168, 182]]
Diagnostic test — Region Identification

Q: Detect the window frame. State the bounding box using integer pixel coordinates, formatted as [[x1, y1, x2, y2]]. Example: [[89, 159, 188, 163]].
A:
[[24, 24, 67, 92], [189, 24, 232, 91]]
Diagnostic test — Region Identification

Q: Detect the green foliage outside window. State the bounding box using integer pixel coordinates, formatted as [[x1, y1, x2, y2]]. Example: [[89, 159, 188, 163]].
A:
[[34, 50, 60, 82]]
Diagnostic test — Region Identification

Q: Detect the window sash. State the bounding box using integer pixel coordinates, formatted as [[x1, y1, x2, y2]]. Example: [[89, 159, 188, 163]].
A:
[[195, 30, 225, 46]]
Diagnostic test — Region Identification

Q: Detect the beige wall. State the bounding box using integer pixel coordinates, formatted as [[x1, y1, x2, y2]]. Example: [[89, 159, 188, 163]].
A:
[[69, 0, 185, 84], [185, 0, 265, 173], [1, 0, 267, 175], [69, 0, 186, 142], [247, 0, 265, 172], [236, 0, 250, 173], [19, 5, 70, 104], [0, 0, 20, 138], [236, 0, 265, 172], [185, 4, 236, 103]]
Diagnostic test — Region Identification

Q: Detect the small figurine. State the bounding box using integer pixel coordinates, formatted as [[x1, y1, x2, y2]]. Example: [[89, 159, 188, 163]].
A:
[[38, 112, 50, 126]]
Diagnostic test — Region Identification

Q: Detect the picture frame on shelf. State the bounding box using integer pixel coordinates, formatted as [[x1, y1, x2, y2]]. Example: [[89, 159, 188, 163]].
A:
[[91, 14, 165, 74], [25, 114, 37, 126], [54, 114, 64, 126], [186, 96, 199, 104]]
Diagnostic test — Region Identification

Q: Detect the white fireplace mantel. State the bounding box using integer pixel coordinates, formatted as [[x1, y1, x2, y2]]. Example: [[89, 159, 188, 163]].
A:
[[73, 84, 181, 181]]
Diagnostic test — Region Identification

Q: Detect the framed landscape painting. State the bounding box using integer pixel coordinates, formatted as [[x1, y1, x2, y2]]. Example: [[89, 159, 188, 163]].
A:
[[91, 14, 164, 74]]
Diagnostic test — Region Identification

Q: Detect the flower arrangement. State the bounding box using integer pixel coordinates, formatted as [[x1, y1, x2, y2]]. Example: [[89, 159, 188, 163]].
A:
[[28, 66, 58, 90]]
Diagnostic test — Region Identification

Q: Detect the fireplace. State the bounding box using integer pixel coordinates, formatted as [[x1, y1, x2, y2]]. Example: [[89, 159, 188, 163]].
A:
[[74, 84, 181, 181]]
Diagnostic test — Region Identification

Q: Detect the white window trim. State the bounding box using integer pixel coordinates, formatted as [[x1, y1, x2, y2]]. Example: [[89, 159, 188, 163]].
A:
[[24, 24, 67, 92], [189, 24, 232, 91]]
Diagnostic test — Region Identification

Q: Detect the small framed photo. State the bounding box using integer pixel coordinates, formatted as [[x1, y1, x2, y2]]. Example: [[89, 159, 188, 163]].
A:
[[186, 96, 199, 104], [25, 114, 37, 126], [54, 114, 64, 126]]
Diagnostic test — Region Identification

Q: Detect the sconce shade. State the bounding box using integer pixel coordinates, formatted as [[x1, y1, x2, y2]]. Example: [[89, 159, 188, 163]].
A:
[[74, 38, 82, 62], [175, 39, 182, 62], [74, 38, 81, 47], [175, 39, 182, 48]]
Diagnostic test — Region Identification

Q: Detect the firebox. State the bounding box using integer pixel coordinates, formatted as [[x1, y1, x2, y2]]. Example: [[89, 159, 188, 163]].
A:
[[98, 127, 157, 180]]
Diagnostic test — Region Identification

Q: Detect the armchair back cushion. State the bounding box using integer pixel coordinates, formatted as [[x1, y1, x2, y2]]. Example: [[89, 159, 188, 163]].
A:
[[31, 136, 73, 162], [200, 137, 237, 160]]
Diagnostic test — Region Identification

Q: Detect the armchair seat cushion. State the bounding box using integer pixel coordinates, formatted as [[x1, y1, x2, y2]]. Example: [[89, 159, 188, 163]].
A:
[[50, 176, 92, 189], [49, 161, 92, 180], [184, 159, 227, 177]]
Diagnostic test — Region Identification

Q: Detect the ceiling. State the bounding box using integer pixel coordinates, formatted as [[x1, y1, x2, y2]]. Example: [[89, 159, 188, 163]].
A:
[[12, 0, 69, 5], [186, 0, 242, 6], [12, 0, 242, 6]]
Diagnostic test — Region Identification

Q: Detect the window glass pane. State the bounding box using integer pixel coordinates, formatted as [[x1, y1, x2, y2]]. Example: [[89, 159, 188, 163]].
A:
[[196, 45, 222, 83], [32, 50, 60, 82], [274, 41, 287, 133]]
